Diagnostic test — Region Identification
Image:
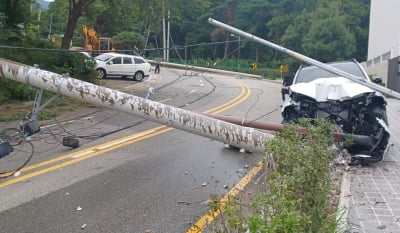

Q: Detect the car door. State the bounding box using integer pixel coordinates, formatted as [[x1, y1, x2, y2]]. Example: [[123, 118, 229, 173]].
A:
[[122, 56, 134, 75], [133, 57, 148, 75], [107, 56, 123, 75]]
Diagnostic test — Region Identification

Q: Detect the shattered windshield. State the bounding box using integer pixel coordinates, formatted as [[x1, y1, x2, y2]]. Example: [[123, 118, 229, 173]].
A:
[[294, 62, 368, 84]]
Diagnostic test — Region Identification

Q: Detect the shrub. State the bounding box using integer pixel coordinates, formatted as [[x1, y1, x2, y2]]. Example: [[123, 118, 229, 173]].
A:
[[211, 118, 342, 233], [0, 45, 97, 105]]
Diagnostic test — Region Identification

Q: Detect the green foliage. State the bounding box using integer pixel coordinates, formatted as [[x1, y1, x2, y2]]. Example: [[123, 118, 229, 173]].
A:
[[0, 0, 39, 42], [211, 119, 342, 232], [282, 0, 358, 62], [0, 45, 97, 105], [340, 0, 370, 61], [0, 79, 37, 101], [113, 31, 146, 50], [1, 0, 372, 103], [302, 2, 356, 62], [258, 118, 338, 232], [21, 0, 370, 63]]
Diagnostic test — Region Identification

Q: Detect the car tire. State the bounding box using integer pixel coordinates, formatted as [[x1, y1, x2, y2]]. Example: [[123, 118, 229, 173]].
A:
[[134, 71, 144, 81], [97, 69, 106, 79]]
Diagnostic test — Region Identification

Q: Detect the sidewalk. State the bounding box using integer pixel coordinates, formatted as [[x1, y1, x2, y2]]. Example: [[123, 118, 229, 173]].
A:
[[345, 97, 400, 233]]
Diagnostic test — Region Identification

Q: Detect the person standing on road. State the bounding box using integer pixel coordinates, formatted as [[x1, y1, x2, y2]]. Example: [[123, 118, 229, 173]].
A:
[[282, 73, 293, 101], [155, 63, 160, 74]]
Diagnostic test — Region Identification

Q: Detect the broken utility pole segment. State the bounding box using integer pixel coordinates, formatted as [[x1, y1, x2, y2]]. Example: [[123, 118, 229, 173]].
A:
[[0, 58, 273, 154], [203, 113, 381, 148], [207, 18, 400, 100]]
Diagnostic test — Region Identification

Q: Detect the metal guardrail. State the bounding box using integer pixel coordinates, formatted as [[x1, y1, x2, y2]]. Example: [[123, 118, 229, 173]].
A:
[[147, 60, 263, 79]]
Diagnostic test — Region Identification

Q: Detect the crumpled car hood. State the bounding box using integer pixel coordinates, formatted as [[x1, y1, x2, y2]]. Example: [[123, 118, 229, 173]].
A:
[[289, 77, 374, 101]]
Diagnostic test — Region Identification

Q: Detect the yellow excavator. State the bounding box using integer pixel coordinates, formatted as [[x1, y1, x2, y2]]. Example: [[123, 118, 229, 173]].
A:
[[82, 25, 113, 56]]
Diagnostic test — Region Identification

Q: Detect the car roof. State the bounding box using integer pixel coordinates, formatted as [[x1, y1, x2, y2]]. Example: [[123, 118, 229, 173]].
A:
[[94, 53, 146, 62], [98, 53, 143, 58]]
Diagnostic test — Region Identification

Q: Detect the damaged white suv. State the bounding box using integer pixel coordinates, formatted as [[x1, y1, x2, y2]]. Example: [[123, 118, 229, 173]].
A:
[[281, 60, 390, 165]]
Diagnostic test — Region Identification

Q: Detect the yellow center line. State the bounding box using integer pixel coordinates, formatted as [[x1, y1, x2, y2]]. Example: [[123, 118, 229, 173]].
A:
[[0, 125, 166, 178], [0, 127, 174, 188], [211, 81, 251, 114], [204, 80, 248, 114], [1, 78, 252, 191]]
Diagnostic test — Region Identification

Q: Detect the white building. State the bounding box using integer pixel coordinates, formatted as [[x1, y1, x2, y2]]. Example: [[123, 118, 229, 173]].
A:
[[366, 0, 400, 92]]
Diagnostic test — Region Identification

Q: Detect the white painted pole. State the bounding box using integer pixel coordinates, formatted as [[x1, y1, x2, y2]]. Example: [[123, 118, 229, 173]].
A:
[[0, 58, 273, 153]]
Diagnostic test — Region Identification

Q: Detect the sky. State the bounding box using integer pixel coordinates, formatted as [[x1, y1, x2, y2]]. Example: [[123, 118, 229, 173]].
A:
[[37, 0, 53, 10]]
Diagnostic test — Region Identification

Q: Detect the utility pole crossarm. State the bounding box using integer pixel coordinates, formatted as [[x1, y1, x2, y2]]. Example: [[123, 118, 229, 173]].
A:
[[0, 58, 273, 154]]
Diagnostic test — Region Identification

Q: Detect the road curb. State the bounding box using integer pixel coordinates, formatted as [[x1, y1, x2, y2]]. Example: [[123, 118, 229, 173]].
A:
[[338, 169, 353, 232]]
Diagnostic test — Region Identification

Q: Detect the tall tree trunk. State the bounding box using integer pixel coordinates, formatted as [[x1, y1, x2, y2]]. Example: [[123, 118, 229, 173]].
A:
[[223, 32, 230, 59], [272, 31, 281, 61], [255, 46, 259, 63], [223, 0, 238, 59], [60, 0, 96, 49]]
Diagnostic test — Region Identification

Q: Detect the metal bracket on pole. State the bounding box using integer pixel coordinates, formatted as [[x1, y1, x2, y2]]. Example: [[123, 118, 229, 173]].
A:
[[30, 73, 67, 121], [30, 88, 43, 121]]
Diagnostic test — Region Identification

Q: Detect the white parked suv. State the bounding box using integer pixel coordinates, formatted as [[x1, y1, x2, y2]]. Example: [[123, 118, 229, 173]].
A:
[[94, 53, 151, 81]]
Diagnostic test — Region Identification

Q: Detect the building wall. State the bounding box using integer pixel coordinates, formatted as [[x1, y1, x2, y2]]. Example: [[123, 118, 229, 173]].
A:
[[365, 61, 388, 85], [367, 0, 400, 63], [387, 57, 400, 92], [367, 0, 400, 88]]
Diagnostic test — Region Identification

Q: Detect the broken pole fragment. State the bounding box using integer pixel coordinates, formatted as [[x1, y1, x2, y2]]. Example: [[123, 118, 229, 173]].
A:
[[202, 113, 378, 147]]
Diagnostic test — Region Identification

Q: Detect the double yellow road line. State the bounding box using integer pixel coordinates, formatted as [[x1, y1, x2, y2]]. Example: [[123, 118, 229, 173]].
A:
[[1, 78, 265, 233], [1, 79, 250, 188]]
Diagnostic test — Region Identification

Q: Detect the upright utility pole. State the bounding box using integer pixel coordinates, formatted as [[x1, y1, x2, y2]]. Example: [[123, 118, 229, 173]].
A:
[[48, 13, 53, 39], [237, 36, 240, 71], [167, 9, 170, 62], [162, 5, 166, 62], [162, 0, 170, 62]]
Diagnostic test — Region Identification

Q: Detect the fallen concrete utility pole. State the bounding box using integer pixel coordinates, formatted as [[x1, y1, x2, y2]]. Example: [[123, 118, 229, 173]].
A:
[[0, 58, 273, 153], [203, 113, 379, 148], [207, 18, 400, 100]]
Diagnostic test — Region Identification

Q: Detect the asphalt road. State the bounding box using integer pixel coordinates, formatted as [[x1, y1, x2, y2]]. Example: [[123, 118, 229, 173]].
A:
[[0, 68, 283, 233]]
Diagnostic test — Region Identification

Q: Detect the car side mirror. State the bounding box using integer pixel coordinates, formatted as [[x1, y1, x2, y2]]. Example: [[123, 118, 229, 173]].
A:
[[372, 76, 382, 84], [281, 87, 289, 95], [107, 61, 113, 65]]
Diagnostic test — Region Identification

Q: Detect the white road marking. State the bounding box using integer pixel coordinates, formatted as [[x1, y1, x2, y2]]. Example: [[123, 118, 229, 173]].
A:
[[159, 98, 174, 103]]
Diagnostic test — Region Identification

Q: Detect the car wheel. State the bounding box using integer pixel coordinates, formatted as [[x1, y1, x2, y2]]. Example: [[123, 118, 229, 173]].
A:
[[134, 71, 144, 81], [97, 69, 106, 79]]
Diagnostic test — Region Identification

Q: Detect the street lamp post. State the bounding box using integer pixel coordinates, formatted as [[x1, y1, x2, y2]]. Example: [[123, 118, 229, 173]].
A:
[[237, 35, 240, 71], [231, 34, 240, 71]]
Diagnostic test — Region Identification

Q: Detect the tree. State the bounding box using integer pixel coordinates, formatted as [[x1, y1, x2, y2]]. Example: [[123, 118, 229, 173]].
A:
[[208, 0, 240, 59], [281, 0, 357, 63], [112, 31, 146, 52], [340, 0, 370, 61], [302, 1, 356, 62], [60, 0, 96, 49], [0, 0, 37, 42]]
